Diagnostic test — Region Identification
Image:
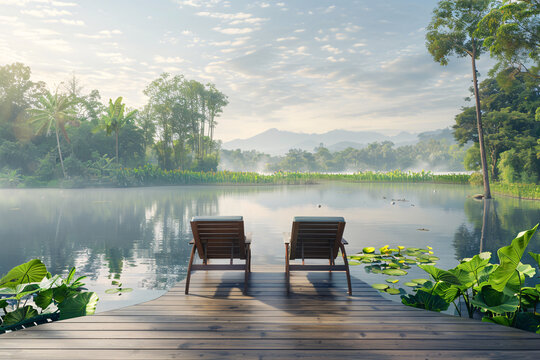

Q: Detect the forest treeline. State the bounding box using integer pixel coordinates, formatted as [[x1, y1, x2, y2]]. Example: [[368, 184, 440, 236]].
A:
[[221, 132, 468, 173], [0, 65, 227, 186]]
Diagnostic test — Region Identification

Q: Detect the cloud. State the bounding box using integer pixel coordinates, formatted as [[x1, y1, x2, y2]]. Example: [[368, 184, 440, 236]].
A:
[[213, 27, 256, 35], [276, 36, 298, 42], [0, 0, 76, 6], [173, 0, 222, 8], [321, 44, 341, 54], [324, 5, 336, 13], [21, 8, 71, 17], [76, 29, 122, 39], [45, 18, 85, 26], [96, 52, 135, 64], [154, 55, 185, 64]]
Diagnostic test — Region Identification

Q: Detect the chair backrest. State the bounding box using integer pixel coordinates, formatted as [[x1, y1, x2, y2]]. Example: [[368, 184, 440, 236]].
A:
[[289, 216, 345, 260], [190, 216, 247, 260]]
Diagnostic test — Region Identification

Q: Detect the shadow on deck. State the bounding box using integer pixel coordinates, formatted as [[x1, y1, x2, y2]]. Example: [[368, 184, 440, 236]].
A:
[[0, 265, 539, 359]]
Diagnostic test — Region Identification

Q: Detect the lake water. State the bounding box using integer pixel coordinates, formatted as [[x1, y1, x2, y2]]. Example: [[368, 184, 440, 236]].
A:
[[1, 183, 539, 312]]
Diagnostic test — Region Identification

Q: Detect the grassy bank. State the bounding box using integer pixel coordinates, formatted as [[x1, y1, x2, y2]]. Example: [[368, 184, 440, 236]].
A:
[[491, 182, 540, 200], [110, 167, 470, 186], [3, 166, 539, 200]]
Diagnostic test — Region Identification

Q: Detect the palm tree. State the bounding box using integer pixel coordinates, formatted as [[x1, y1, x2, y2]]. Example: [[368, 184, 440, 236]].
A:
[[29, 92, 77, 178], [99, 97, 137, 164]]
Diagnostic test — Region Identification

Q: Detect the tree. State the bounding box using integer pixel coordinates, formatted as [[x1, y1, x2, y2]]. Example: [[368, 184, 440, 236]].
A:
[[426, 0, 494, 198], [29, 92, 77, 178], [477, 0, 539, 78], [99, 97, 137, 164]]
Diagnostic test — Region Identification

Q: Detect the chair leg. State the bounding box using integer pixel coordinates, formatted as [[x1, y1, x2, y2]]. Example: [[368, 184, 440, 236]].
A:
[[340, 244, 352, 295], [185, 243, 196, 295], [285, 243, 290, 293], [243, 246, 251, 295]]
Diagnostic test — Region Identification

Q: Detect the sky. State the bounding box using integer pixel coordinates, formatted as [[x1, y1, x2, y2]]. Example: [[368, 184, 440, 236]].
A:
[[0, 0, 492, 142]]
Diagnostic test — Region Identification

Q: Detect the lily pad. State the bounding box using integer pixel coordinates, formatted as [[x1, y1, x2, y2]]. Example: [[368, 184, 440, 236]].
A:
[[385, 288, 401, 295], [404, 282, 419, 287], [382, 269, 407, 276], [371, 283, 389, 290], [411, 278, 429, 285], [362, 247, 375, 254], [385, 278, 399, 284]]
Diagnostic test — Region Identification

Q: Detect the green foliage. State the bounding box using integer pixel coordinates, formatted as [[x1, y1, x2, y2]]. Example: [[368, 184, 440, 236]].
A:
[[352, 224, 540, 333], [0, 261, 98, 333]]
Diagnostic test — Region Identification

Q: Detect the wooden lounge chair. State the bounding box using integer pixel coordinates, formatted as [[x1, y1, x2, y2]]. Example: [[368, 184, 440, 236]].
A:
[[284, 216, 352, 295], [185, 216, 252, 295]]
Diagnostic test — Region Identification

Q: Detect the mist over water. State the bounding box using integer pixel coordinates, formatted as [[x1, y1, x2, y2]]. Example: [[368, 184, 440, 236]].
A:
[[1, 183, 538, 312]]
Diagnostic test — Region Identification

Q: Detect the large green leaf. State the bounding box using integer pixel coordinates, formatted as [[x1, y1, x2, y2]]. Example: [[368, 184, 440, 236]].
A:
[[34, 288, 54, 310], [58, 292, 99, 320], [0, 259, 48, 288], [458, 252, 491, 274], [489, 224, 538, 292], [418, 264, 461, 285], [1, 305, 38, 326], [482, 315, 513, 327], [471, 285, 519, 314], [401, 290, 449, 312]]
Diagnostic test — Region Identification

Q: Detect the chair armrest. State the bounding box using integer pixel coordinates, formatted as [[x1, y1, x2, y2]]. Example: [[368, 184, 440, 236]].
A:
[[245, 232, 252, 244], [341, 238, 348, 245], [189, 239, 195, 245], [283, 232, 291, 244]]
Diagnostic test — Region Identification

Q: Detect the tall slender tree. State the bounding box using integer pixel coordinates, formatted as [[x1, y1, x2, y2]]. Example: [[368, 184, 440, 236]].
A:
[[29, 92, 77, 178], [426, 0, 494, 198], [99, 97, 137, 164]]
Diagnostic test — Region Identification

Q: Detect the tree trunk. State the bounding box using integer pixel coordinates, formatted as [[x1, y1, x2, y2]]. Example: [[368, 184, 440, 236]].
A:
[[55, 127, 67, 178], [471, 47, 491, 199], [479, 198, 491, 253], [115, 130, 119, 165]]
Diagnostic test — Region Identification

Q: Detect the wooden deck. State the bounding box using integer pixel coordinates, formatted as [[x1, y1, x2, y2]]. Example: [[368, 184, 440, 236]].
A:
[[1, 265, 540, 359]]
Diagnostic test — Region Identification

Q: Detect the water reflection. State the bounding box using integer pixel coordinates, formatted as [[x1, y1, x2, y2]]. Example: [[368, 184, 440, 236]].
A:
[[453, 198, 540, 265], [0, 183, 538, 311]]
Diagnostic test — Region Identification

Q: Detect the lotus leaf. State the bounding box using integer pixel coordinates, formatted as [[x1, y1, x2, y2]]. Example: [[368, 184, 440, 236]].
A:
[[418, 264, 461, 285], [0, 259, 47, 288], [58, 292, 99, 320], [401, 290, 449, 312], [471, 285, 519, 314], [488, 224, 538, 292], [1, 305, 39, 326], [482, 315, 513, 327]]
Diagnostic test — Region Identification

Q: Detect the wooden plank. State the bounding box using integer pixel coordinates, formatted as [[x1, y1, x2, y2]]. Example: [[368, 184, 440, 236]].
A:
[[0, 269, 538, 360], [0, 349, 539, 360], [7, 330, 539, 340], [1, 338, 540, 350]]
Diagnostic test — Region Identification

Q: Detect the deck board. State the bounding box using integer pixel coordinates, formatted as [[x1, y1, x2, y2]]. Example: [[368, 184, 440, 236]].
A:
[[1, 267, 539, 359]]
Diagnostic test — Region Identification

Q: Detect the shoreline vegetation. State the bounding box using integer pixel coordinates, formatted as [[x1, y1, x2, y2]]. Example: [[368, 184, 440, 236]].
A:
[[1, 167, 538, 200]]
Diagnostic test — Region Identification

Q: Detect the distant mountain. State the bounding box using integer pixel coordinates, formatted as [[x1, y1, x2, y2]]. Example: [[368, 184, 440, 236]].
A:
[[222, 128, 454, 155]]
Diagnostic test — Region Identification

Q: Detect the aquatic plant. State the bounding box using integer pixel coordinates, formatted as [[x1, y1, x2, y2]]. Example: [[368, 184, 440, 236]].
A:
[[0, 260, 98, 333], [350, 224, 540, 333]]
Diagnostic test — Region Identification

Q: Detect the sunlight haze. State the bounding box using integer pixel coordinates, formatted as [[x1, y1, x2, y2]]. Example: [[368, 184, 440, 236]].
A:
[[1, 0, 489, 141]]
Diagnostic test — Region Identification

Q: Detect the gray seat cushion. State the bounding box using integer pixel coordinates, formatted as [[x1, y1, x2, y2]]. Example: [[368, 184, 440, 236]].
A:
[[191, 216, 243, 222], [293, 216, 345, 223]]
